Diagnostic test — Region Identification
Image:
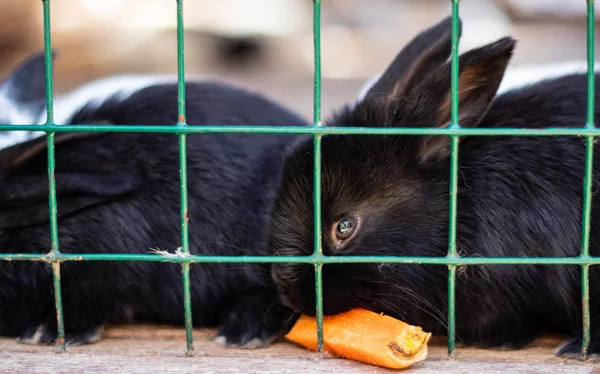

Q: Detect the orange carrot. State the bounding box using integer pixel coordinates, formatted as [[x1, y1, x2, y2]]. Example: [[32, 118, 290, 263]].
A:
[[285, 308, 431, 369]]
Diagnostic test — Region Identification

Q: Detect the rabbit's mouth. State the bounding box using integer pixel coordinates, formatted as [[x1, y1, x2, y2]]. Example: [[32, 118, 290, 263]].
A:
[[271, 265, 300, 310], [272, 278, 295, 310], [271, 266, 363, 317], [271, 263, 317, 314]]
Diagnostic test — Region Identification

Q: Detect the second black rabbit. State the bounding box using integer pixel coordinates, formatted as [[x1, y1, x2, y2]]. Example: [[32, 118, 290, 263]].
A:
[[269, 16, 600, 356], [0, 57, 306, 348]]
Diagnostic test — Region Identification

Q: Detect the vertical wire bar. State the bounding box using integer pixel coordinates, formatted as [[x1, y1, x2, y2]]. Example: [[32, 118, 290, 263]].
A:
[[582, 139, 593, 360], [581, 0, 595, 360], [313, 0, 322, 127], [447, 0, 461, 357], [42, 0, 65, 350], [176, 0, 193, 353], [177, 0, 187, 125], [312, 0, 324, 352], [42, 1, 54, 127]]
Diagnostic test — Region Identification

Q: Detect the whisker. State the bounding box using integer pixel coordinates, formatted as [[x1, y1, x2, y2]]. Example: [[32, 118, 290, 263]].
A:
[[395, 286, 447, 321]]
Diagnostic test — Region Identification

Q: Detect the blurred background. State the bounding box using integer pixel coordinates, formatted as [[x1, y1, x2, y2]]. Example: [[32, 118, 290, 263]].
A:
[[0, 0, 597, 120]]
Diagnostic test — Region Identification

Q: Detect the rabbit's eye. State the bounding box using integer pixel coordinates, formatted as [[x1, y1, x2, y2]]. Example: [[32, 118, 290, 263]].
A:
[[331, 215, 361, 249], [336, 219, 354, 238]]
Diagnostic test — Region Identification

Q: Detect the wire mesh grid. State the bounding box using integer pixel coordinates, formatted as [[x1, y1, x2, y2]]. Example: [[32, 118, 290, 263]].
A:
[[0, 0, 597, 360]]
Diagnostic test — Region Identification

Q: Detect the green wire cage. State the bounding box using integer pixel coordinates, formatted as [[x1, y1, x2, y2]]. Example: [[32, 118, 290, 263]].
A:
[[0, 0, 598, 361]]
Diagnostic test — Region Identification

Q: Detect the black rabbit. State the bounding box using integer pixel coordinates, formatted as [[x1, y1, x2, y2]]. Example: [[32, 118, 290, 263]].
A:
[[0, 54, 306, 347], [269, 16, 600, 357]]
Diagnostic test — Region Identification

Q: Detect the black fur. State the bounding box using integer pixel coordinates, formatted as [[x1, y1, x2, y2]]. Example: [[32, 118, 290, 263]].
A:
[[0, 79, 305, 347], [270, 16, 600, 357]]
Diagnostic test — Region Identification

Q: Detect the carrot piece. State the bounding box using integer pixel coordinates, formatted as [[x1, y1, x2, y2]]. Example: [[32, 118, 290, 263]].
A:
[[285, 308, 431, 369]]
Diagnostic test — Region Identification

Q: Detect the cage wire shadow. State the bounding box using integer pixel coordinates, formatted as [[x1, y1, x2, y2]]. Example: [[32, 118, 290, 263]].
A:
[[0, 0, 597, 361]]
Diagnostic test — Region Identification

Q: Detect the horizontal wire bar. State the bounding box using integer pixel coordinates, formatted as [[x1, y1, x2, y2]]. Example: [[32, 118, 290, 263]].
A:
[[3, 124, 600, 136], [1, 253, 599, 265]]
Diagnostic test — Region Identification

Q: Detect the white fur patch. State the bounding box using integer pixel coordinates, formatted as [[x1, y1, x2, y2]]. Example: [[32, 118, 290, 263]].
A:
[[356, 73, 381, 103], [0, 85, 44, 149], [16, 325, 46, 345], [0, 130, 40, 149], [498, 61, 600, 93], [240, 337, 273, 349], [66, 325, 105, 346], [211, 334, 274, 349], [46, 74, 186, 125], [211, 335, 227, 346], [87, 325, 105, 344], [0, 89, 39, 125], [0, 74, 206, 150]]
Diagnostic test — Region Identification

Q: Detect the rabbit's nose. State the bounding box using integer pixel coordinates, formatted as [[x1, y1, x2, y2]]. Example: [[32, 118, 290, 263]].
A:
[[279, 292, 295, 309]]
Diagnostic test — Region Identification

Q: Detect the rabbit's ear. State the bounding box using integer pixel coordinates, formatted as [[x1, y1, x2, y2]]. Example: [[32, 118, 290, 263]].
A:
[[1, 50, 56, 106], [0, 127, 137, 230], [411, 37, 516, 164], [362, 16, 460, 103]]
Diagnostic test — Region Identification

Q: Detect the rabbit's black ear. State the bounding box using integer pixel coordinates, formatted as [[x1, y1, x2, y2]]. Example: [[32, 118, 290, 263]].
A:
[[1, 50, 56, 106], [363, 16, 460, 103], [0, 128, 137, 230], [411, 37, 516, 164]]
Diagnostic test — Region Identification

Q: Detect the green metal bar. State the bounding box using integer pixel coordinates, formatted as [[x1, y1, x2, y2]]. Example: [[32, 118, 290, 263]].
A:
[[582, 263, 591, 359], [587, 0, 595, 129], [175, 0, 193, 353], [581, 0, 595, 360], [179, 142, 193, 353], [312, 0, 324, 352], [314, 263, 324, 348], [446, 0, 461, 357], [42, 2, 54, 126], [450, 1, 460, 130], [447, 265, 456, 354], [4, 253, 600, 265], [313, 137, 323, 259], [313, 134, 325, 352], [177, 0, 186, 126], [6, 124, 600, 136], [313, 0, 322, 127], [50, 262, 64, 348], [581, 136, 593, 360], [42, 0, 65, 351]]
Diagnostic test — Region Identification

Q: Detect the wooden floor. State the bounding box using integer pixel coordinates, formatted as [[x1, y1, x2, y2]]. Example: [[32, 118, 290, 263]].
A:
[[1, 326, 599, 373]]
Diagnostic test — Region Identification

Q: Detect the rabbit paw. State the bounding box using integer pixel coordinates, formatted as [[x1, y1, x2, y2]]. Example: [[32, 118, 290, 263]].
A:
[[555, 334, 600, 358], [17, 324, 105, 346], [211, 288, 297, 349]]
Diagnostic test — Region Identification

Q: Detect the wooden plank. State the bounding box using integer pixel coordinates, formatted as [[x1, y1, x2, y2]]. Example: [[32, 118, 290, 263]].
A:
[[1, 325, 599, 373]]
